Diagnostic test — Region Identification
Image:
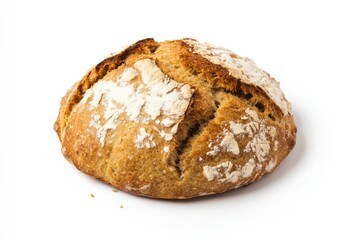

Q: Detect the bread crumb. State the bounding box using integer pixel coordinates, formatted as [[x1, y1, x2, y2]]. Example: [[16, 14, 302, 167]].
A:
[[90, 194, 95, 197], [120, 204, 124, 208], [112, 189, 118, 192]]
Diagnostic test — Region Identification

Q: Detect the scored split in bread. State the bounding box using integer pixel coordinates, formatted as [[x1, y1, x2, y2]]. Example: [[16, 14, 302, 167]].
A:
[[54, 38, 296, 199]]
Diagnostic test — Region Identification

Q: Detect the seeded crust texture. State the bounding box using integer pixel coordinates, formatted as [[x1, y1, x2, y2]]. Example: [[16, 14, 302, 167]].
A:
[[54, 38, 296, 199]]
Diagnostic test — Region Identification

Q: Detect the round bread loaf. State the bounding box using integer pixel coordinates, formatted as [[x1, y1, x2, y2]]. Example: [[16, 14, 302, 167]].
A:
[[54, 38, 296, 199]]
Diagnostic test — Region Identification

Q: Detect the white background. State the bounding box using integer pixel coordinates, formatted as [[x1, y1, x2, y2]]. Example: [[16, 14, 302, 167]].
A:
[[1, 0, 359, 239]]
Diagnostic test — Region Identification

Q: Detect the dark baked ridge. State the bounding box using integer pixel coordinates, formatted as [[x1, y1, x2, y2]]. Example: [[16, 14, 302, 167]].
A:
[[54, 38, 296, 199]]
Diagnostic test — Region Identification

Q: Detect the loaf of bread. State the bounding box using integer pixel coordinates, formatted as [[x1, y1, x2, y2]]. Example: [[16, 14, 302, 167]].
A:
[[54, 38, 296, 199]]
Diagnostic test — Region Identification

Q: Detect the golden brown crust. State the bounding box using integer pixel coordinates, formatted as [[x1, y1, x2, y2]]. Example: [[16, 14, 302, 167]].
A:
[[54, 38, 159, 140], [54, 38, 296, 199]]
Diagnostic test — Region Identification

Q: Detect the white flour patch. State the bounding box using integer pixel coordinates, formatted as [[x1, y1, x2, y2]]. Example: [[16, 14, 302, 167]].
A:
[[134, 128, 156, 149], [82, 59, 193, 146], [203, 160, 256, 183], [164, 146, 170, 153], [219, 131, 240, 155], [184, 39, 291, 115], [205, 108, 274, 163], [202, 108, 279, 183]]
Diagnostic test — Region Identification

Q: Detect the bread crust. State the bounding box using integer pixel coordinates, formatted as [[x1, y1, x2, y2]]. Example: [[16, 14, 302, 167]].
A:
[[54, 38, 296, 199]]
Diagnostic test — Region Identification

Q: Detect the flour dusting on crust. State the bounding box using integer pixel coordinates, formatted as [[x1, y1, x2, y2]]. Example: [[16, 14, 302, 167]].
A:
[[183, 39, 291, 115], [203, 108, 278, 183], [205, 108, 274, 161], [134, 128, 156, 148], [81, 59, 193, 146], [203, 159, 256, 183]]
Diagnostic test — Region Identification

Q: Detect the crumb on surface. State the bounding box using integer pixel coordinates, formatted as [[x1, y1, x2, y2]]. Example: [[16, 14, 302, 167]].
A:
[[120, 204, 124, 208], [112, 189, 119, 192], [90, 194, 95, 197]]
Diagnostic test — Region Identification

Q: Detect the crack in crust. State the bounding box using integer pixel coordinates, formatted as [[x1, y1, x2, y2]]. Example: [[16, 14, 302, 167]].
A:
[[182, 38, 291, 116]]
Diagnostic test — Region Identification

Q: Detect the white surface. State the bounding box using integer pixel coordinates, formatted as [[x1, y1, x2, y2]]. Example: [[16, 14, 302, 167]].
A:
[[1, 0, 359, 239]]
